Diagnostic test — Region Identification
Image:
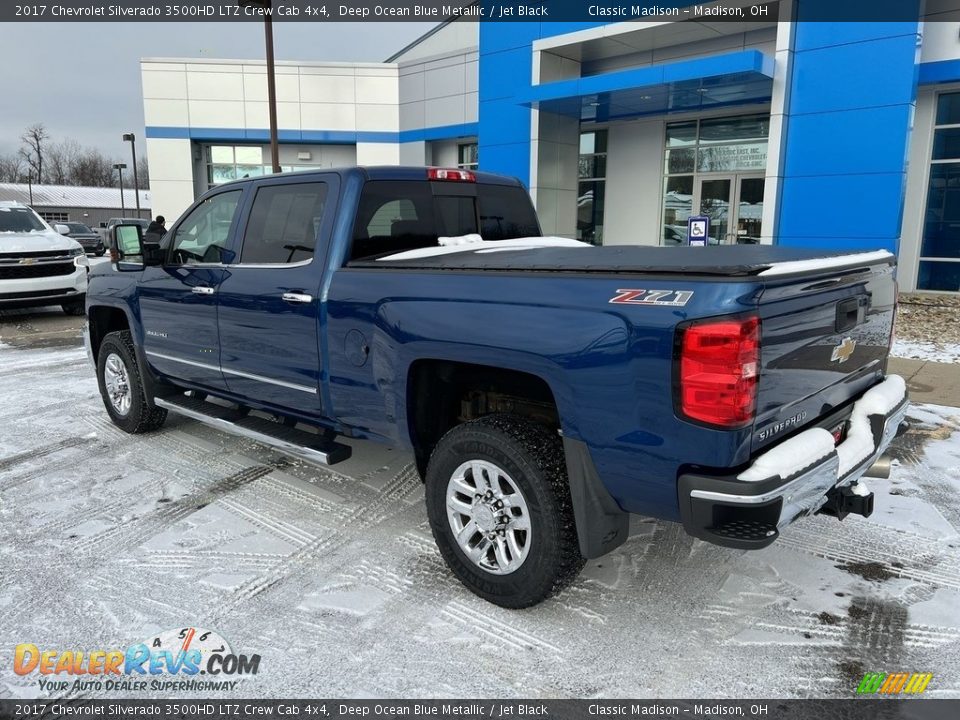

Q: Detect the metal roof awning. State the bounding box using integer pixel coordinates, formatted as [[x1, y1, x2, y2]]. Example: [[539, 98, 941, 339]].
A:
[[523, 49, 775, 122]]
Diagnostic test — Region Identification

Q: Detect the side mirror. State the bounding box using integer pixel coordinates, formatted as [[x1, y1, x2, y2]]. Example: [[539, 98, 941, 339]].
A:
[[55, 223, 71, 235], [111, 224, 154, 270]]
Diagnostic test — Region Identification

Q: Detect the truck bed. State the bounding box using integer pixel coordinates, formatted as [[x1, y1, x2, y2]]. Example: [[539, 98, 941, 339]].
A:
[[353, 245, 894, 277]]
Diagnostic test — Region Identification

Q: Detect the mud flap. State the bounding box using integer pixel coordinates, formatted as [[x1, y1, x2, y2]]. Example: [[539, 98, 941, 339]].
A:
[[562, 437, 629, 559]]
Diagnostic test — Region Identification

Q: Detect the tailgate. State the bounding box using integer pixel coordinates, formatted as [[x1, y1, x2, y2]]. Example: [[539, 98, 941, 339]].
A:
[[752, 257, 897, 454]]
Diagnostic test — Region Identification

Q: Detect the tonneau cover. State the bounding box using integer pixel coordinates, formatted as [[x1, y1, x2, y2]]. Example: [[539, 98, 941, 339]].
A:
[[350, 245, 894, 277]]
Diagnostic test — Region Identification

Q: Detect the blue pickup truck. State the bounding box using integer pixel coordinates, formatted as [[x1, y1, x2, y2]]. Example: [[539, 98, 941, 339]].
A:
[[86, 166, 908, 608]]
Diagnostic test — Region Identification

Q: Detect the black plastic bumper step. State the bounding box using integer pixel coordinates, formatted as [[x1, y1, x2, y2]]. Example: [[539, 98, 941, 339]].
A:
[[155, 395, 351, 466], [710, 519, 779, 544]]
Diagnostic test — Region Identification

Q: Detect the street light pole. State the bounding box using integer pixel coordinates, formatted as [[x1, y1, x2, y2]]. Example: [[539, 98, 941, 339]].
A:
[[122, 133, 142, 218], [113, 163, 127, 215], [240, 0, 281, 174]]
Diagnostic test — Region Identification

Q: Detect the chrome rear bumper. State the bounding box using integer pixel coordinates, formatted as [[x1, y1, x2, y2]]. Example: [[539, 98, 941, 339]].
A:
[[678, 375, 909, 549]]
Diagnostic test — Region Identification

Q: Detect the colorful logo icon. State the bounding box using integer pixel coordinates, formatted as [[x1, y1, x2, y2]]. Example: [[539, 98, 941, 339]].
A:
[[857, 672, 933, 695]]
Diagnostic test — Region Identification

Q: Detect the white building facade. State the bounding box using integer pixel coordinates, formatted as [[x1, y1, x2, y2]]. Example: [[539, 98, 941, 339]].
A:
[[143, 1, 960, 293]]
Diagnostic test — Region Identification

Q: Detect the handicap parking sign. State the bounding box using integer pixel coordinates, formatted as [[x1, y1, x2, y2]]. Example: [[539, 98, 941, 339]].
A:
[[687, 216, 709, 247]]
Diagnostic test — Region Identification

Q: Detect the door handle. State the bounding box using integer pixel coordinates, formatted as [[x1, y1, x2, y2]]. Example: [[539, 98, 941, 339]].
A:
[[191, 286, 215, 295], [282, 292, 313, 304]]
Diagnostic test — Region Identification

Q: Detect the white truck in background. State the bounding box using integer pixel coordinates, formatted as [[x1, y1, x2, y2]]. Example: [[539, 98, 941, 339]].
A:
[[0, 202, 90, 315]]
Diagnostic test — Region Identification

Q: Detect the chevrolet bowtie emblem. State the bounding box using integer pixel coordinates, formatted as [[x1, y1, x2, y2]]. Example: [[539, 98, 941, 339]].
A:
[[831, 336, 857, 364], [19, 257, 36, 265]]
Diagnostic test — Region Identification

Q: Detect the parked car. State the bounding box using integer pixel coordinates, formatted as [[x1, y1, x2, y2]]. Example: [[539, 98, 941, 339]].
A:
[[0, 202, 89, 315], [85, 167, 907, 608], [56, 221, 105, 256]]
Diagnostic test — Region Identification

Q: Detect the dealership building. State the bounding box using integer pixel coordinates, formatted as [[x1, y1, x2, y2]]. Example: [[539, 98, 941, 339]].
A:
[[142, 0, 960, 292]]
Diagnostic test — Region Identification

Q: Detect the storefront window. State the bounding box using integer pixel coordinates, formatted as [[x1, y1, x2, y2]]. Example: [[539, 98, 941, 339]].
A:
[[661, 114, 769, 246], [920, 92, 960, 292], [204, 145, 318, 190], [578, 130, 607, 245], [458, 143, 478, 170]]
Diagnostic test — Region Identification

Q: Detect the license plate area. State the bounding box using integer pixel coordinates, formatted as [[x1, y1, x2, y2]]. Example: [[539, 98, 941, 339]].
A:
[[829, 421, 848, 446]]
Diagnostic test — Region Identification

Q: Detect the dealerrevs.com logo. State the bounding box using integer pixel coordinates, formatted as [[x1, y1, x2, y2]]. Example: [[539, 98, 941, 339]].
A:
[[14, 627, 260, 693]]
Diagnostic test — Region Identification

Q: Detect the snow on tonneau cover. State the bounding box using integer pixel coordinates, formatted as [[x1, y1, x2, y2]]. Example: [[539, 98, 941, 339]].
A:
[[365, 243, 898, 456]]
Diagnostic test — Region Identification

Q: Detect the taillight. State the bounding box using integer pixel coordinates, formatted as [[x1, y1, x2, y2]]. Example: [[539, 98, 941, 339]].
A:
[[678, 316, 760, 428], [427, 167, 476, 182]]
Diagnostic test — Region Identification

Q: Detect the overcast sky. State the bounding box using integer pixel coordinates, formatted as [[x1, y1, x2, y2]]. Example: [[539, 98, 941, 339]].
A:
[[0, 21, 435, 159]]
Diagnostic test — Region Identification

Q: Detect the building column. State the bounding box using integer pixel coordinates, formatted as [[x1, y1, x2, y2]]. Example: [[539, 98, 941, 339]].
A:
[[774, 1, 920, 253], [530, 110, 580, 238]]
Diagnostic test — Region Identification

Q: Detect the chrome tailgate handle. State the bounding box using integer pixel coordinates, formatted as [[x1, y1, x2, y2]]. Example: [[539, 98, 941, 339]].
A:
[[282, 292, 313, 304], [191, 286, 215, 295]]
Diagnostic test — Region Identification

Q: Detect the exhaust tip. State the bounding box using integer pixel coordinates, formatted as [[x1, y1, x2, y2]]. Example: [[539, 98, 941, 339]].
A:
[[864, 455, 892, 479]]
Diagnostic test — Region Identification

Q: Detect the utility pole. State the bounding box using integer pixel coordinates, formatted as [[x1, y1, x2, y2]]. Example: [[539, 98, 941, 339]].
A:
[[239, 0, 281, 173], [122, 133, 142, 218], [113, 163, 127, 215]]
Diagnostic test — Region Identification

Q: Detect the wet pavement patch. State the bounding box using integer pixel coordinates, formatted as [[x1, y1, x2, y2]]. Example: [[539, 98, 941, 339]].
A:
[[837, 560, 897, 582]]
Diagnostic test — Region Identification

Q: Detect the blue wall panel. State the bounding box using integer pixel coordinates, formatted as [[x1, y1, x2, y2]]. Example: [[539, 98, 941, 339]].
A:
[[784, 105, 914, 177], [776, 1, 920, 252]]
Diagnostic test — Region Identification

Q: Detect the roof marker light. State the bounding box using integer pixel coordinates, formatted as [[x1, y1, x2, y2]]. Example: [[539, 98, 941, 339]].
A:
[[427, 167, 476, 182]]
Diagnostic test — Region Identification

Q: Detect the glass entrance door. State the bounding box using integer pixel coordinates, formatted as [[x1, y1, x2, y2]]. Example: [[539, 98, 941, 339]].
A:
[[694, 174, 765, 244], [734, 175, 765, 244], [695, 176, 732, 245]]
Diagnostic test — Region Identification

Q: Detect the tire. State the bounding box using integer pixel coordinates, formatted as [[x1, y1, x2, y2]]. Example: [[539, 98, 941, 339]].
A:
[[425, 414, 585, 608], [62, 298, 86, 316], [96, 330, 167, 434]]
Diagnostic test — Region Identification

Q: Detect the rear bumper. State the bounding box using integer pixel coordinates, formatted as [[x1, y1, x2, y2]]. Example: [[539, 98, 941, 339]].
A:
[[678, 375, 909, 549]]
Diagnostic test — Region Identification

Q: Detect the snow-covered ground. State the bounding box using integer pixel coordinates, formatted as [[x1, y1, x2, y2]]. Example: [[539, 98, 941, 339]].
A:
[[891, 339, 960, 364], [1, 340, 960, 699]]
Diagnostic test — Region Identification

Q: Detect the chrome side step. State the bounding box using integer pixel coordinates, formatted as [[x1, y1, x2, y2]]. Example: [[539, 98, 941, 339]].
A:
[[155, 395, 352, 466]]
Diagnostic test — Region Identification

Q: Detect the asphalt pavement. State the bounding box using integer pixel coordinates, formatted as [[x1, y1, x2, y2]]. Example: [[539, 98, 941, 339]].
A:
[[1, 306, 959, 698]]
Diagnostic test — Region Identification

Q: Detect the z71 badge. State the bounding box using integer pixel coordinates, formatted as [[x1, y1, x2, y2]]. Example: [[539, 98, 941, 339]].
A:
[[609, 289, 694, 307]]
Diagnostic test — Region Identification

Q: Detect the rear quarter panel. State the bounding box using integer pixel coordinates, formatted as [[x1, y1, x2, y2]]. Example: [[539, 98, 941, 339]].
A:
[[326, 268, 761, 520]]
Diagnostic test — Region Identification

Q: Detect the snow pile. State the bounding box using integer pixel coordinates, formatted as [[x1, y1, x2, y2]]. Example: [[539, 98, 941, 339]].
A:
[[438, 233, 483, 246], [738, 428, 836, 482], [738, 375, 907, 482], [377, 236, 588, 261], [757, 250, 893, 277], [836, 374, 907, 476]]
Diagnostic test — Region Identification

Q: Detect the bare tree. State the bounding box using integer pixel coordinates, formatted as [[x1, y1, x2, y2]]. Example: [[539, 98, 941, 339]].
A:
[[136, 152, 150, 190], [19, 124, 50, 183], [46, 139, 82, 185], [0, 153, 27, 183], [71, 148, 117, 188]]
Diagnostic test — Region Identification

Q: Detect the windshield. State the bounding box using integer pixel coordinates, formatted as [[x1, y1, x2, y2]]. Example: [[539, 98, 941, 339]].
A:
[[0, 207, 46, 233], [66, 222, 92, 233]]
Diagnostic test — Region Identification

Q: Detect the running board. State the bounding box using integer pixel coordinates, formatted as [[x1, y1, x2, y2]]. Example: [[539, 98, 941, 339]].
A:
[[155, 395, 352, 466]]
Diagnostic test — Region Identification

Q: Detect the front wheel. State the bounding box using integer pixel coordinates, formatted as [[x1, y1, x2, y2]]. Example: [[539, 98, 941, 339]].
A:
[[96, 330, 167, 433], [62, 298, 85, 316], [425, 414, 585, 608]]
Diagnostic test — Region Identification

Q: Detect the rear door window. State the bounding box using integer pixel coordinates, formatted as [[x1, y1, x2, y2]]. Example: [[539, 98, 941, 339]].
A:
[[240, 182, 328, 264]]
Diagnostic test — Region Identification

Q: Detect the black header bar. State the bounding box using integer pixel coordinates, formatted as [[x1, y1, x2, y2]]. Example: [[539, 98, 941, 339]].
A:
[[0, 1, 935, 23]]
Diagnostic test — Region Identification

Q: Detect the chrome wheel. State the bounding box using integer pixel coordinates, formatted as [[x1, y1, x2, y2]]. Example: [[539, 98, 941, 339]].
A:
[[446, 460, 531, 575], [103, 352, 132, 416]]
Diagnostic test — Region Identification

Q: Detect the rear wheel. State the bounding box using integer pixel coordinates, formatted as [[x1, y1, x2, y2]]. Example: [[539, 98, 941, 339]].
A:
[[96, 330, 167, 433], [425, 414, 584, 608]]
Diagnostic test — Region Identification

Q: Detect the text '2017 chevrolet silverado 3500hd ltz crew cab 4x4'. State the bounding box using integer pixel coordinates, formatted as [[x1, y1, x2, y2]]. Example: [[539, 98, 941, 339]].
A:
[[85, 166, 908, 608]]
